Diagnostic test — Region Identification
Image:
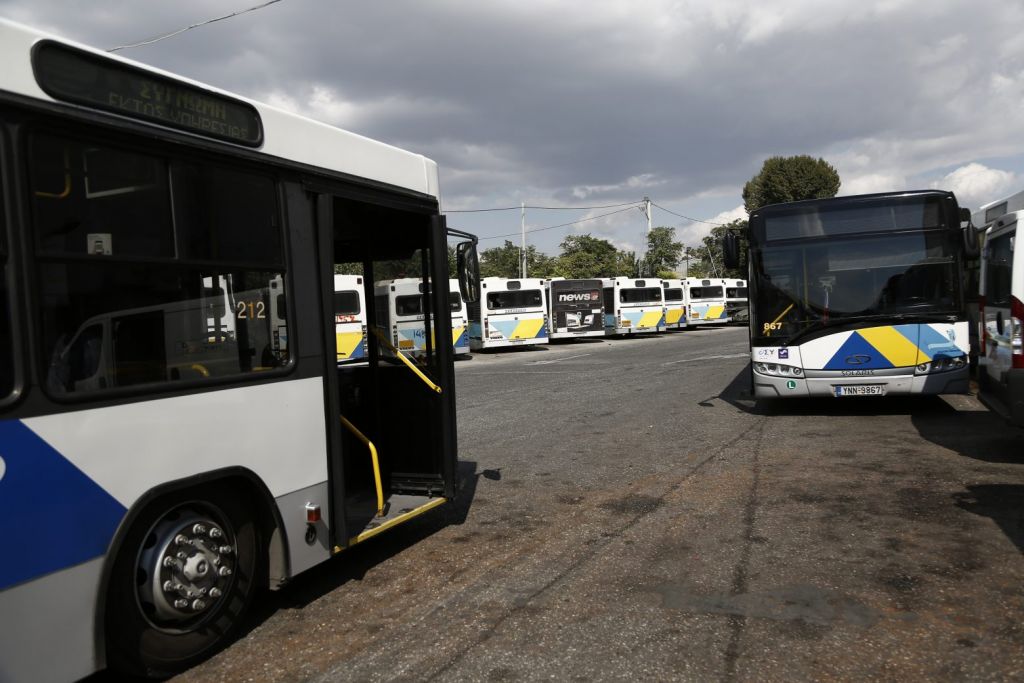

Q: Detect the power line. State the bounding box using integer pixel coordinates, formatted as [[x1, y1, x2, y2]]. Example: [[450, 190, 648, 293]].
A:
[[108, 0, 285, 52], [475, 204, 643, 241], [650, 201, 727, 226], [446, 200, 642, 213]]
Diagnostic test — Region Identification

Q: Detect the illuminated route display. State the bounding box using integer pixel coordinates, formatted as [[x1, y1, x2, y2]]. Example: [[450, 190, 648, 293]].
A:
[[33, 42, 263, 146]]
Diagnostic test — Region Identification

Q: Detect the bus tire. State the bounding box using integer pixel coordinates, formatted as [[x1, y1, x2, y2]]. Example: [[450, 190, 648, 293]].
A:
[[105, 484, 262, 677]]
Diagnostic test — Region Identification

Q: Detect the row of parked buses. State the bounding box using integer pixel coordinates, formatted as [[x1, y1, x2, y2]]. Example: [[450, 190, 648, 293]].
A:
[[332, 275, 747, 357]]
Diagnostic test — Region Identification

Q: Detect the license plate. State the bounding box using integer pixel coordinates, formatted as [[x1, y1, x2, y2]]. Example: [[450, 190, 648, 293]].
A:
[[834, 384, 885, 397]]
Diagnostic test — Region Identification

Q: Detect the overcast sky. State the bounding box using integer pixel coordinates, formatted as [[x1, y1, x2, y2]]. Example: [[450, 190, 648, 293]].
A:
[[3, 0, 1022, 256]]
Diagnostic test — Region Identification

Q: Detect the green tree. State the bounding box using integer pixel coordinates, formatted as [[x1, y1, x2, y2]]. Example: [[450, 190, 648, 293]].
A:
[[553, 234, 621, 278], [742, 155, 841, 214], [680, 221, 748, 279], [642, 226, 683, 277], [479, 240, 556, 278]]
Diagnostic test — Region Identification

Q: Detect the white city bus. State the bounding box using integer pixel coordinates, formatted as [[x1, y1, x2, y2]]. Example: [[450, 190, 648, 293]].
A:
[[334, 274, 367, 363], [468, 277, 548, 350], [662, 278, 687, 330], [684, 278, 728, 326], [374, 278, 469, 357], [546, 277, 605, 339], [726, 190, 971, 399], [0, 19, 480, 681], [973, 190, 1024, 425], [723, 278, 749, 324], [602, 277, 665, 335]]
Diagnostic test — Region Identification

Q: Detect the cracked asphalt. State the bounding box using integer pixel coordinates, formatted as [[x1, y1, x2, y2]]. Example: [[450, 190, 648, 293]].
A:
[[173, 325, 1024, 682]]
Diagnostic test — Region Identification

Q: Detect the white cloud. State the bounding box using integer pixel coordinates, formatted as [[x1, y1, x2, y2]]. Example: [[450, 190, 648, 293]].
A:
[[839, 173, 908, 196], [930, 163, 1019, 208], [708, 205, 748, 225]]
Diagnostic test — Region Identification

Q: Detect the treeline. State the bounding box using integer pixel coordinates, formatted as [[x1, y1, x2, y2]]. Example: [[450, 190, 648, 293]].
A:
[[477, 224, 747, 280]]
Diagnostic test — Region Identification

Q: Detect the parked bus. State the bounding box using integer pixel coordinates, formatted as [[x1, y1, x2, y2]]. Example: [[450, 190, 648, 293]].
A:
[[725, 190, 971, 399], [334, 274, 367, 363], [973, 189, 1024, 425], [0, 20, 480, 681], [602, 277, 665, 335], [662, 278, 687, 329], [468, 277, 548, 350], [723, 278, 749, 324], [374, 278, 469, 357], [685, 278, 728, 325], [546, 278, 605, 339]]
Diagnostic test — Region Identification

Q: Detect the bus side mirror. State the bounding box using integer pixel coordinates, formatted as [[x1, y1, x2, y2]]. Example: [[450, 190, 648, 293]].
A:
[[959, 207, 980, 258], [456, 240, 480, 304], [722, 232, 740, 270]]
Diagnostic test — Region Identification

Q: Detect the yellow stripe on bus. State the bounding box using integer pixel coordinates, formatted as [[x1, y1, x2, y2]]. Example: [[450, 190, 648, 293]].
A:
[[638, 310, 663, 329], [859, 326, 922, 367], [336, 331, 364, 359], [665, 308, 684, 325], [511, 318, 545, 339]]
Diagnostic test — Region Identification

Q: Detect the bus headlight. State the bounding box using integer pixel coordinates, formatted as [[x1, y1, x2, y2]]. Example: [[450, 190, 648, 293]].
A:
[[915, 355, 967, 375], [754, 362, 803, 377]]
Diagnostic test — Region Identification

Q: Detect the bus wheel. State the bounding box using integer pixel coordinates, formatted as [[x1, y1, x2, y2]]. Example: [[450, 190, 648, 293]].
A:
[[105, 486, 262, 677]]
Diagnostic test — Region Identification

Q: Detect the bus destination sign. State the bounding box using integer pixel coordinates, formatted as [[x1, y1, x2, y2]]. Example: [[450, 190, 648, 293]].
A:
[[33, 42, 263, 147]]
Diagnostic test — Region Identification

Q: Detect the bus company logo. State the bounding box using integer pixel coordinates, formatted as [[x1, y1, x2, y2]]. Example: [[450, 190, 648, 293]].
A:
[[558, 292, 598, 303], [845, 354, 871, 365], [778, 348, 789, 359]]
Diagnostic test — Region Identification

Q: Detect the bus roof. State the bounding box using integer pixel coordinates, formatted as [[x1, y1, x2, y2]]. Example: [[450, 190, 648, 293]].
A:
[[751, 190, 955, 217], [0, 18, 439, 199], [972, 188, 1024, 228]]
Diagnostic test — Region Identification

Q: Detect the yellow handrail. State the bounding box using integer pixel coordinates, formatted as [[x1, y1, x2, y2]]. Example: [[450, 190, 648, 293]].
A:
[[370, 327, 442, 394], [339, 415, 385, 517]]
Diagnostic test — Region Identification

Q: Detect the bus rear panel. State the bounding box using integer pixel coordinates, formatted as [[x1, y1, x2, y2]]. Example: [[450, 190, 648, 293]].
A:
[[468, 277, 549, 350], [602, 277, 665, 335], [547, 278, 605, 339]]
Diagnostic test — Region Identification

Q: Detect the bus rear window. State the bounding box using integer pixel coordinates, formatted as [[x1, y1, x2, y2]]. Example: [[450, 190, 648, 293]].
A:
[[395, 295, 422, 316], [334, 291, 361, 316], [620, 288, 661, 303], [726, 287, 748, 298], [487, 289, 542, 309], [664, 288, 683, 302], [690, 286, 723, 299]]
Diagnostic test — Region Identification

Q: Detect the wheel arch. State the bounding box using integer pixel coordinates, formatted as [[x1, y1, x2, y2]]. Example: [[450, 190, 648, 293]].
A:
[[93, 466, 289, 669]]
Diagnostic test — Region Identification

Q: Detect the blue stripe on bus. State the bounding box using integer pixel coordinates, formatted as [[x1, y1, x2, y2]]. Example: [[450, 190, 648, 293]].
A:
[[0, 420, 127, 591]]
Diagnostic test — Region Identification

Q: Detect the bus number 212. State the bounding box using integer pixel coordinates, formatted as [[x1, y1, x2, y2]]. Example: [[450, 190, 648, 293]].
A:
[[236, 301, 266, 320]]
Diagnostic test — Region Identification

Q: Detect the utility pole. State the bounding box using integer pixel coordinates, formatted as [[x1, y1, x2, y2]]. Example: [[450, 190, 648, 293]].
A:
[[640, 196, 651, 276], [520, 201, 526, 278]]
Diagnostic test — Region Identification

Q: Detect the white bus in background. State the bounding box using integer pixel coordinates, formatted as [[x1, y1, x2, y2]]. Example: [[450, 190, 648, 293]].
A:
[[723, 278, 749, 325], [662, 278, 687, 329], [374, 278, 469, 357], [974, 189, 1024, 426], [546, 278, 605, 339], [468, 277, 549, 350], [602, 277, 665, 335], [334, 274, 367, 363], [685, 277, 728, 326]]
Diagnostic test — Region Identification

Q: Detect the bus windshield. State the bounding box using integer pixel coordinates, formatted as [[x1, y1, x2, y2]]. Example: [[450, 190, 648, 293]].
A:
[[752, 229, 960, 343]]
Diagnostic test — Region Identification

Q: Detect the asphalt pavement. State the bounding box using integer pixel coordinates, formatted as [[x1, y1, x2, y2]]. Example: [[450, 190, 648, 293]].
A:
[[176, 325, 1024, 682]]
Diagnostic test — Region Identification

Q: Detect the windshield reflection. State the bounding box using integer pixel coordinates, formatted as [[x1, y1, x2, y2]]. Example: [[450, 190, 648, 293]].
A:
[[751, 231, 959, 343]]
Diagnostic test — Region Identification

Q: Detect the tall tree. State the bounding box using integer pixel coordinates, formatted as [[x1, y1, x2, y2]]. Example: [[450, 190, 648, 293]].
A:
[[681, 221, 748, 280], [742, 155, 841, 214], [479, 240, 556, 278], [554, 234, 622, 278], [643, 226, 683, 277]]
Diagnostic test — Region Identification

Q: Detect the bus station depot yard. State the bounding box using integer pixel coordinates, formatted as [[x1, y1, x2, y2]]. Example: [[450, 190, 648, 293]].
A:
[[172, 325, 1024, 682]]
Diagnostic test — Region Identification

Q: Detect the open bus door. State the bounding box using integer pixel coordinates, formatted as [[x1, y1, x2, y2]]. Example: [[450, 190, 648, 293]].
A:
[[315, 193, 476, 551]]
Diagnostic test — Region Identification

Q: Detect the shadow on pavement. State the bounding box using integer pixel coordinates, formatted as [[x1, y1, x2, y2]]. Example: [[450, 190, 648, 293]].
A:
[[954, 484, 1024, 554]]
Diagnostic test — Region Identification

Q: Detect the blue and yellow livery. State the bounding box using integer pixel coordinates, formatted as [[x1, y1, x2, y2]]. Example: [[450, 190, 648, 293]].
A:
[[601, 277, 665, 335], [468, 277, 549, 351]]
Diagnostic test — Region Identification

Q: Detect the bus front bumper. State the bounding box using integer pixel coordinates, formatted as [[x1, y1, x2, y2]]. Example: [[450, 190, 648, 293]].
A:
[[753, 368, 970, 398]]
